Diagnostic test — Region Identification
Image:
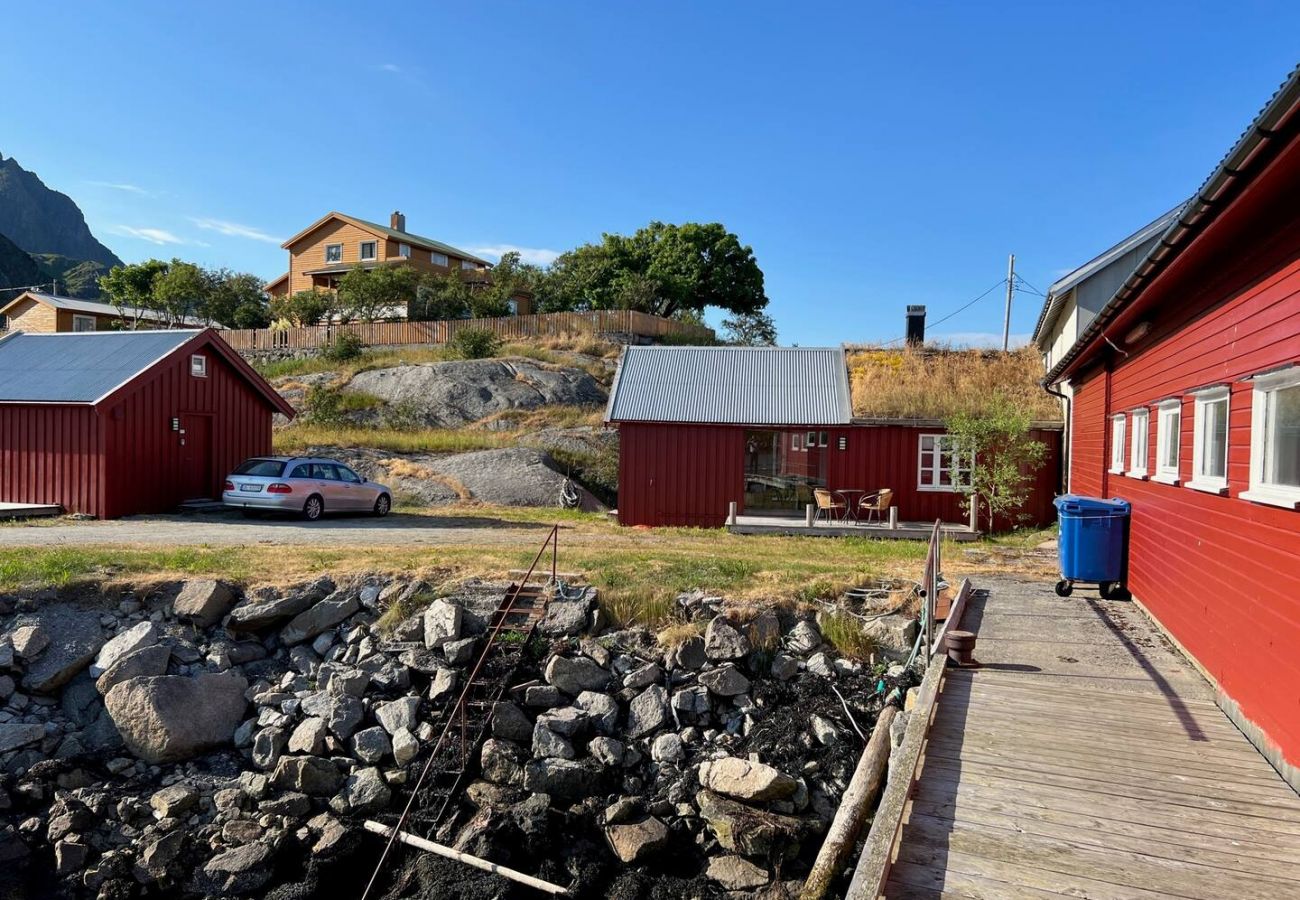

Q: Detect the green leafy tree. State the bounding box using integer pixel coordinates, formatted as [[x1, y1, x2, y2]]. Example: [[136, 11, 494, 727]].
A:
[[337, 264, 419, 322], [945, 394, 1049, 531], [270, 289, 334, 326], [722, 310, 777, 346], [152, 259, 211, 326], [205, 270, 270, 328], [98, 259, 168, 328], [411, 270, 471, 321]]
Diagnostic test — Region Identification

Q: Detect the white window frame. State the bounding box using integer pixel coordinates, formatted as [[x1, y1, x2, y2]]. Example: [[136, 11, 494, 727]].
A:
[[791, 433, 804, 452], [359, 240, 377, 261], [1243, 367, 1300, 509], [431, 251, 449, 267], [1109, 413, 1127, 474], [324, 243, 343, 263], [1189, 386, 1230, 495], [72, 314, 96, 333], [190, 354, 208, 378], [1153, 399, 1182, 485], [1128, 408, 1149, 478], [917, 434, 973, 493], [398, 242, 412, 259]]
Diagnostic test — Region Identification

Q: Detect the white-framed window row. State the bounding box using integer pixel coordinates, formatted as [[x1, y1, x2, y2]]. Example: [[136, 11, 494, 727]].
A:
[[72, 314, 97, 333], [324, 243, 343, 264], [1188, 385, 1230, 495], [1127, 408, 1149, 478], [917, 434, 973, 493], [1109, 413, 1126, 474], [1153, 399, 1182, 485], [359, 240, 377, 261], [1243, 366, 1300, 509]]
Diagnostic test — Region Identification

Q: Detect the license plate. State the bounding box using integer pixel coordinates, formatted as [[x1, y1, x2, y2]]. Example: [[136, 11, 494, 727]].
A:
[[239, 484, 262, 493]]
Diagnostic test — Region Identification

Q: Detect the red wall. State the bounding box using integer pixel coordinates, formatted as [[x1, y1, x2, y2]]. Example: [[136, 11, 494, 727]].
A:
[[101, 336, 276, 518], [1067, 167, 1300, 768], [618, 422, 1060, 529], [0, 404, 104, 514]]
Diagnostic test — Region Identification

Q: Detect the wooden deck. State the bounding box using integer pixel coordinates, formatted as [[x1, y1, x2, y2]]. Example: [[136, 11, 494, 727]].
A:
[[728, 515, 978, 541], [0, 501, 61, 518], [885, 576, 1300, 899]]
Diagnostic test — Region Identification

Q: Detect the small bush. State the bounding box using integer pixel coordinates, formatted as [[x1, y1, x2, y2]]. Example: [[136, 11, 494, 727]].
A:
[[321, 331, 365, 363], [379, 399, 425, 431], [303, 386, 380, 425], [449, 328, 501, 359]]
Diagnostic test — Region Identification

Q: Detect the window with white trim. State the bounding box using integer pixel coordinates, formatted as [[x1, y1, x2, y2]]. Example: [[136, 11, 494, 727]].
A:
[[461, 259, 477, 270], [190, 354, 207, 378], [72, 314, 96, 333], [791, 433, 804, 452], [1154, 399, 1181, 484], [918, 434, 972, 492], [359, 241, 377, 261], [1189, 387, 1229, 493], [324, 243, 343, 263], [398, 243, 412, 259], [431, 251, 449, 267], [1244, 368, 1300, 508], [1110, 414, 1126, 474], [1128, 408, 1149, 477]]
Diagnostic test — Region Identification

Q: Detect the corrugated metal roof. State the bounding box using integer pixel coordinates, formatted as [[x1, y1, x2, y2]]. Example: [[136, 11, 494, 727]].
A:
[[605, 346, 852, 425], [0, 330, 197, 403], [0, 291, 205, 325]]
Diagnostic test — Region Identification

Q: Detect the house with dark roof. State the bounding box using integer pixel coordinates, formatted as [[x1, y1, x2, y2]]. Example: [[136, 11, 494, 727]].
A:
[[1040, 65, 1300, 786], [0, 329, 293, 518], [264, 210, 533, 317], [0, 290, 204, 334], [605, 345, 1060, 530]]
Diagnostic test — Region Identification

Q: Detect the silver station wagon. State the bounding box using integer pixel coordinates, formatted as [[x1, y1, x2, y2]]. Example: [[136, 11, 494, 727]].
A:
[[222, 457, 392, 520]]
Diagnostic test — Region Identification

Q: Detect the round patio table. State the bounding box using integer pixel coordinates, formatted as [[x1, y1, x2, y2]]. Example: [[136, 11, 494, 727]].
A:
[[833, 489, 870, 523]]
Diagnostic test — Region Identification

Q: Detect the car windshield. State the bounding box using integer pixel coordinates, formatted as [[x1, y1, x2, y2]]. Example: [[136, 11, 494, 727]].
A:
[[233, 459, 286, 477]]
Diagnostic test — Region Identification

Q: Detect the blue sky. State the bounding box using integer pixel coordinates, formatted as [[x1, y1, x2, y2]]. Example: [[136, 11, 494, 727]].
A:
[[2, 2, 1296, 346]]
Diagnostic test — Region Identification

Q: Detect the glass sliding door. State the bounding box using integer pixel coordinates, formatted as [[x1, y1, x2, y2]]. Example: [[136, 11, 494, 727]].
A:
[[744, 429, 829, 514]]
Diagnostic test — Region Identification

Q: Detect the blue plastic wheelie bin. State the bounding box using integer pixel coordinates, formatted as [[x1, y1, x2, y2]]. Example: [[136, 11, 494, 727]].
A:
[[1052, 495, 1131, 599]]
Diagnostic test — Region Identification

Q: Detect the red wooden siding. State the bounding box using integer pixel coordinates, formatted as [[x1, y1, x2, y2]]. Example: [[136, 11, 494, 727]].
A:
[[101, 336, 276, 518], [0, 404, 103, 513], [618, 422, 1060, 529], [1067, 177, 1300, 768]]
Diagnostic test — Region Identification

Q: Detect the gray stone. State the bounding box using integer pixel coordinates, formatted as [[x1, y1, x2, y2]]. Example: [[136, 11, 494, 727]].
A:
[[0, 723, 45, 753], [544, 655, 610, 695], [671, 685, 711, 720], [302, 692, 365, 739], [698, 757, 798, 802], [769, 653, 799, 681], [588, 736, 625, 767], [604, 796, 640, 825], [861, 613, 920, 661], [0, 676, 12, 700], [392, 727, 419, 765], [103, 673, 248, 763], [536, 706, 587, 737], [429, 447, 604, 508], [443, 637, 477, 666], [287, 717, 328, 755], [810, 715, 839, 746], [650, 733, 683, 764], [352, 726, 391, 764], [786, 620, 822, 655], [95, 644, 170, 695], [538, 601, 589, 637], [203, 842, 272, 894], [605, 817, 669, 863], [375, 697, 420, 736], [174, 580, 236, 628], [524, 685, 563, 708], [704, 618, 750, 661], [696, 789, 803, 857], [699, 663, 751, 697], [428, 667, 457, 702], [20, 605, 104, 694], [399, 647, 446, 675], [9, 625, 49, 659], [706, 855, 769, 890], [673, 636, 707, 670], [422, 600, 462, 650], [325, 667, 369, 698], [54, 840, 89, 875], [281, 594, 360, 645], [481, 738, 527, 785], [253, 726, 288, 770], [627, 685, 670, 737], [522, 758, 603, 799], [806, 652, 835, 678], [575, 691, 619, 734], [744, 611, 782, 650], [532, 724, 574, 760], [490, 702, 533, 742], [149, 783, 198, 818], [140, 831, 185, 876], [226, 592, 314, 631], [273, 755, 344, 796], [0, 642, 11, 670]]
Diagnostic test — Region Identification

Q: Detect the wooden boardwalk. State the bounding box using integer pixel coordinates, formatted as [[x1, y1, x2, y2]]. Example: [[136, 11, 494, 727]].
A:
[[885, 576, 1300, 900]]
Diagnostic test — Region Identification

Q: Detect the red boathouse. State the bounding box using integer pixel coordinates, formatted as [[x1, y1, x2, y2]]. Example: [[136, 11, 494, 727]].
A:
[[0, 328, 294, 518], [1043, 67, 1300, 786], [606, 345, 1060, 530]]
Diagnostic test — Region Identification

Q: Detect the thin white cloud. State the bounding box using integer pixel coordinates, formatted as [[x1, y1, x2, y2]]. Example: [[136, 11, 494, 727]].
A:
[[189, 217, 283, 245], [106, 225, 207, 247], [470, 245, 561, 266], [378, 63, 402, 73], [929, 331, 1032, 350], [87, 180, 153, 196]]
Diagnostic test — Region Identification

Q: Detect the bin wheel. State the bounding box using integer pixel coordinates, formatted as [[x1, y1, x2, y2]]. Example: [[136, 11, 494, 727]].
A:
[[1100, 582, 1129, 601], [1054, 580, 1073, 597], [1099, 581, 1114, 599]]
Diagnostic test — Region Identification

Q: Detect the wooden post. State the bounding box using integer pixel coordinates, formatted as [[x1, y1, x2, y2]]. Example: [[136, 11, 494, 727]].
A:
[[727, 501, 737, 526], [363, 821, 568, 895], [805, 503, 815, 527], [799, 705, 899, 900]]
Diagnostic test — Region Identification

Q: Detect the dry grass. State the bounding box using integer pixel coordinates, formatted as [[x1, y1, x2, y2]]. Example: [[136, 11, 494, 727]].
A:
[[273, 425, 512, 455], [655, 621, 704, 648], [818, 608, 881, 661], [848, 345, 1061, 421]]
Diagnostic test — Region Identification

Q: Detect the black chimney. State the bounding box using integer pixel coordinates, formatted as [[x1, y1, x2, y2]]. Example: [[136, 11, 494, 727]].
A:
[[906, 305, 926, 346]]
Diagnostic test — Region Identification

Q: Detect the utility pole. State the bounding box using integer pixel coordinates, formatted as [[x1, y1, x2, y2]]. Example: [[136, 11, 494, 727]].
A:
[[1002, 253, 1015, 351]]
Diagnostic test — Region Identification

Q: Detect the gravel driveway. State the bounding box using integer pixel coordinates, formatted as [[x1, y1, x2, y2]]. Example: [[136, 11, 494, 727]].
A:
[[0, 512, 553, 548]]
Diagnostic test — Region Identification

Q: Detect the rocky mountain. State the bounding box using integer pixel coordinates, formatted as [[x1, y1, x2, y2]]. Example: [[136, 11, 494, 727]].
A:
[[0, 231, 42, 295], [0, 154, 122, 268], [32, 253, 106, 299]]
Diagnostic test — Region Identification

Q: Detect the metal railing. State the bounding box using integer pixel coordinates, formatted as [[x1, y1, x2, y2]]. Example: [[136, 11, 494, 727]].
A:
[[921, 518, 942, 656]]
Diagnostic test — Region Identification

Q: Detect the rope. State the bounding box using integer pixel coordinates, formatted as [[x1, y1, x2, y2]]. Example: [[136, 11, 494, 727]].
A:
[[558, 477, 580, 509]]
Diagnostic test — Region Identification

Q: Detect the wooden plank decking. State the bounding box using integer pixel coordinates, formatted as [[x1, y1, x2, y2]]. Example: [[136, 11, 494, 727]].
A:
[[728, 516, 979, 541], [885, 576, 1300, 900]]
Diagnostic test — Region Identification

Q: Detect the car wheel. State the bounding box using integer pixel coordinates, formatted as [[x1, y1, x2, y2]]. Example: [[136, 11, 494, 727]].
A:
[[373, 494, 391, 517], [302, 495, 324, 521]]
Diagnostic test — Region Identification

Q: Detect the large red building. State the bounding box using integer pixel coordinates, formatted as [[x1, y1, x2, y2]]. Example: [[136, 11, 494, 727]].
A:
[[1043, 67, 1300, 786], [0, 329, 294, 518], [606, 346, 1060, 529]]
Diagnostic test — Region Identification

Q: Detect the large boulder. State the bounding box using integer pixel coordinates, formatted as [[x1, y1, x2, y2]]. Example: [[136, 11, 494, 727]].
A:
[[422, 600, 462, 650], [626, 685, 671, 738], [273, 756, 344, 796], [174, 580, 236, 628], [605, 817, 669, 864], [696, 790, 804, 857], [96, 645, 170, 695], [522, 758, 605, 800], [227, 593, 315, 632], [429, 448, 599, 508], [17, 605, 104, 694], [861, 613, 920, 662], [699, 664, 751, 697], [280, 594, 360, 646], [90, 622, 158, 677], [103, 673, 248, 763], [698, 757, 798, 803], [704, 617, 751, 661], [544, 656, 610, 695], [0, 723, 44, 753]]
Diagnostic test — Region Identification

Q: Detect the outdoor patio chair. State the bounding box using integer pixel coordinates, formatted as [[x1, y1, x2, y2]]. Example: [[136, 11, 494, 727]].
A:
[[812, 488, 846, 524], [857, 488, 893, 526]]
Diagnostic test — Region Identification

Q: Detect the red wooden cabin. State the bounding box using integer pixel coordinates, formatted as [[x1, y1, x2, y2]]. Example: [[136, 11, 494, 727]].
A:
[[0, 329, 294, 518], [1043, 67, 1300, 785]]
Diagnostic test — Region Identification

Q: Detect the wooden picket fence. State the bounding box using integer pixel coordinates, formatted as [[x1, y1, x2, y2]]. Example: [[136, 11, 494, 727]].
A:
[[216, 309, 710, 352]]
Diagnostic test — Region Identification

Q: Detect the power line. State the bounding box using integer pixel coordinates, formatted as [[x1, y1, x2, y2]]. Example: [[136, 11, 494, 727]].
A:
[[877, 277, 1009, 346], [1013, 273, 1046, 297], [0, 281, 55, 295]]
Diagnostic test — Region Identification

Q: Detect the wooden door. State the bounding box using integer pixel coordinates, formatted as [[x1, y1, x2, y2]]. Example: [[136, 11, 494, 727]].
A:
[[180, 414, 214, 500]]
